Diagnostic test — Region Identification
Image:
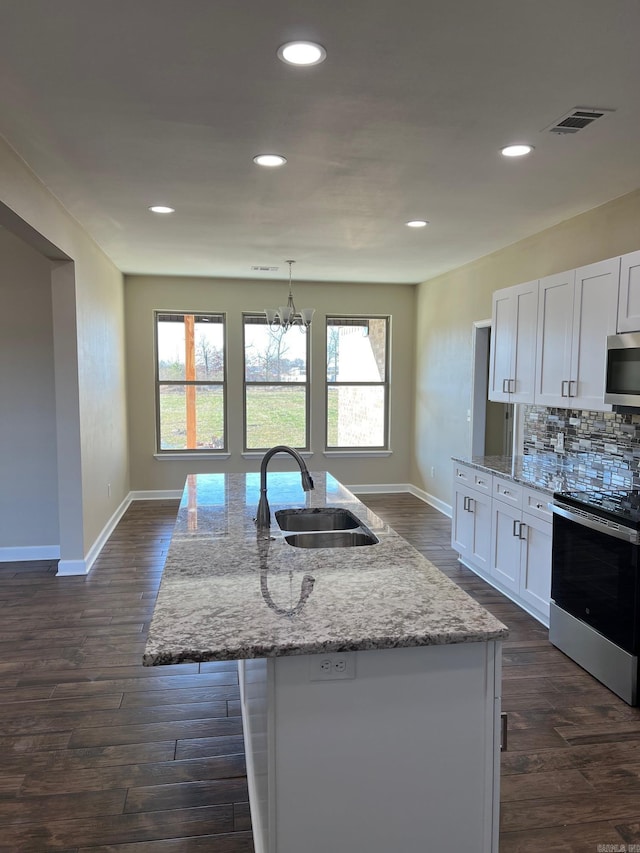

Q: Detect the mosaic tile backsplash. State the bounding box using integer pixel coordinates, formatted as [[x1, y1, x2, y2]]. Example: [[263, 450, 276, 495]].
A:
[[523, 405, 640, 492]]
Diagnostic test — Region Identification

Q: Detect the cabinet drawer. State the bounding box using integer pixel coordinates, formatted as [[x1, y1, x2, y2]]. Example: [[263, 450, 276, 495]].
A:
[[493, 477, 523, 508], [453, 463, 492, 493], [523, 487, 552, 521]]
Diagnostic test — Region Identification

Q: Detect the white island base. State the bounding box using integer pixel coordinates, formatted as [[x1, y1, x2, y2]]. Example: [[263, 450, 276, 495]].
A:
[[240, 640, 502, 853]]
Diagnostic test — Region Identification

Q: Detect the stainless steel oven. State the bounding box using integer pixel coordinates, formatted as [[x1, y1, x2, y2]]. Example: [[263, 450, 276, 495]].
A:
[[550, 491, 640, 705]]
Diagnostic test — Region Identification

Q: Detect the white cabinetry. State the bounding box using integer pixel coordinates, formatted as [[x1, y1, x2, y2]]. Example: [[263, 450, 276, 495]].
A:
[[452, 463, 552, 625], [534, 258, 619, 410], [488, 280, 538, 403], [451, 464, 492, 572], [617, 249, 640, 332]]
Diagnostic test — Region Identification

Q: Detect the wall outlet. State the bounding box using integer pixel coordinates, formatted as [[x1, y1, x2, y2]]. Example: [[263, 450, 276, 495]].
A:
[[310, 653, 356, 681]]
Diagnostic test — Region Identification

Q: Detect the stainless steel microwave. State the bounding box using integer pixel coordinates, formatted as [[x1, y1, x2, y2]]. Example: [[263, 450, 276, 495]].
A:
[[605, 333, 640, 407]]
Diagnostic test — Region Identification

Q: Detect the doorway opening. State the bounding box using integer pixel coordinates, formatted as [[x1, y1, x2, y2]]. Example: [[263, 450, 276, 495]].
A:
[[471, 321, 514, 457]]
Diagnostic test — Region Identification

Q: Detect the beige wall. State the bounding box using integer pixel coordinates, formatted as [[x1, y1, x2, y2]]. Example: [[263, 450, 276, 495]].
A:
[[0, 137, 128, 563], [124, 275, 415, 491], [0, 226, 59, 550], [413, 188, 640, 508]]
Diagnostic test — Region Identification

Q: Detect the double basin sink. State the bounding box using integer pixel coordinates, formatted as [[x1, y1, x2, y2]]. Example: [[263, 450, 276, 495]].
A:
[[275, 507, 379, 549]]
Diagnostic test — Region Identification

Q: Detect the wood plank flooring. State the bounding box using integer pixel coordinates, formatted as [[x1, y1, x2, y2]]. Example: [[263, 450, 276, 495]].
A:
[[2, 493, 640, 851]]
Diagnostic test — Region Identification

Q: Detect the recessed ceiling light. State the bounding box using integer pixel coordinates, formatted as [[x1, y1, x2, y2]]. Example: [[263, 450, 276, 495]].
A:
[[501, 144, 534, 157], [277, 41, 326, 66], [406, 220, 429, 228], [253, 154, 287, 167], [148, 205, 175, 214]]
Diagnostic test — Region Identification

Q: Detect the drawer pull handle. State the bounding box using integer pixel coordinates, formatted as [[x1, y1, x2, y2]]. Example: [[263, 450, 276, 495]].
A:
[[536, 502, 543, 510], [519, 523, 527, 540], [501, 712, 508, 752]]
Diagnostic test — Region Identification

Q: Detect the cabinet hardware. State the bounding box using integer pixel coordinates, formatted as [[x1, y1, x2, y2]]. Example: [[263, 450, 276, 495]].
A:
[[561, 380, 569, 397], [568, 379, 576, 397], [500, 712, 508, 751], [468, 498, 474, 513], [502, 378, 509, 393], [518, 523, 527, 540], [509, 378, 516, 393], [463, 496, 469, 511], [512, 519, 521, 537], [477, 479, 485, 486]]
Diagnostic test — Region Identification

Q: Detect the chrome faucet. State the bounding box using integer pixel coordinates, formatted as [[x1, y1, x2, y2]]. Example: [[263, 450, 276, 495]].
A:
[[255, 445, 314, 530]]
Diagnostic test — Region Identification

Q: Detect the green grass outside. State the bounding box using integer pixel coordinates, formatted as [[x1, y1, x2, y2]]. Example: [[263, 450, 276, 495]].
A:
[[159, 387, 339, 449]]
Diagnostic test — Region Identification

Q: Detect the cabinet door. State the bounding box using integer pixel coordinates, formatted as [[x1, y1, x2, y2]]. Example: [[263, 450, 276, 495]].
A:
[[451, 485, 474, 556], [467, 489, 492, 571], [534, 270, 575, 406], [570, 257, 619, 411], [452, 485, 492, 572], [488, 288, 514, 402], [617, 250, 640, 333], [518, 513, 552, 620], [490, 501, 521, 594], [510, 280, 538, 404]]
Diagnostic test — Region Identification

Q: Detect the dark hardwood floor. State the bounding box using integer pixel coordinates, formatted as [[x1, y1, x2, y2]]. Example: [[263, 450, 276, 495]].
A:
[[1, 493, 640, 851]]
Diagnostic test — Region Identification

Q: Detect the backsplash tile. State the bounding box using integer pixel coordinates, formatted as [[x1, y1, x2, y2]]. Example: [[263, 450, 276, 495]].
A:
[[523, 405, 640, 492]]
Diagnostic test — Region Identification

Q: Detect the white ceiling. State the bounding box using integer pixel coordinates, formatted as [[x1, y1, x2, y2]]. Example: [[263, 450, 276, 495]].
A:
[[1, 0, 640, 284]]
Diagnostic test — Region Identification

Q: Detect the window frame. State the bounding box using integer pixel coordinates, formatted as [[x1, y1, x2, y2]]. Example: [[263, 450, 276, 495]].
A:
[[325, 314, 391, 451], [242, 312, 311, 452], [154, 310, 228, 454]]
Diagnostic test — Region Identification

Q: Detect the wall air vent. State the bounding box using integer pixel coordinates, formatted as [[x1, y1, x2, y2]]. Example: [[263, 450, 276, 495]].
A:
[[251, 265, 279, 272], [545, 107, 615, 135]]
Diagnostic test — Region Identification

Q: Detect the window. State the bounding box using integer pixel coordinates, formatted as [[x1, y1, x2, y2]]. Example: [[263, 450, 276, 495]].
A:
[[326, 316, 389, 449], [155, 312, 226, 452], [243, 314, 309, 450]]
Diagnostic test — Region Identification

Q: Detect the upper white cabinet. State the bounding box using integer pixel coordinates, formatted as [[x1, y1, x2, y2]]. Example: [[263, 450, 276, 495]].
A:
[[617, 250, 640, 332], [534, 257, 620, 410], [488, 280, 538, 403]]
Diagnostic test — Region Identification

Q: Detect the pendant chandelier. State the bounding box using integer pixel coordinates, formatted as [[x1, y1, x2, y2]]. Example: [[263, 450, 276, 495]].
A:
[[264, 260, 314, 333]]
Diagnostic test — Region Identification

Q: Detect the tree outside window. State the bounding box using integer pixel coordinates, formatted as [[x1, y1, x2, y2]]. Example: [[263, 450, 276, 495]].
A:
[[243, 315, 309, 450]]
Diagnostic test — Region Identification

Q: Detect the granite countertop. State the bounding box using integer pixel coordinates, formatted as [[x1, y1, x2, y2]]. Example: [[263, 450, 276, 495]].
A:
[[452, 453, 567, 493], [143, 471, 508, 665]]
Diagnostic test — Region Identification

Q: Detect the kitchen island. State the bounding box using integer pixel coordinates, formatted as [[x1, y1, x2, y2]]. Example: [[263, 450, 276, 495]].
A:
[[145, 471, 508, 853]]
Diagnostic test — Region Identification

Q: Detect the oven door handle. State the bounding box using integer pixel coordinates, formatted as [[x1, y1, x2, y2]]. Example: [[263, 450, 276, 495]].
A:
[[551, 503, 639, 544]]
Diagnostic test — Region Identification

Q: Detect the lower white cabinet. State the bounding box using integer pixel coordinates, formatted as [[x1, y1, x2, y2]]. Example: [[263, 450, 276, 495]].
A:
[[452, 482, 492, 572], [452, 464, 552, 625]]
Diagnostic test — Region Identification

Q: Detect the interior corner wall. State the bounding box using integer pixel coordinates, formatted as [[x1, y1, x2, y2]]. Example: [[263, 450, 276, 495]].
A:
[[412, 188, 640, 509], [0, 226, 59, 552], [124, 275, 416, 492], [0, 137, 128, 563]]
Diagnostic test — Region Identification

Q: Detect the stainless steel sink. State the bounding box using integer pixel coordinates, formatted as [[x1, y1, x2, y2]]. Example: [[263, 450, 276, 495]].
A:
[[275, 507, 360, 532], [284, 530, 379, 548]]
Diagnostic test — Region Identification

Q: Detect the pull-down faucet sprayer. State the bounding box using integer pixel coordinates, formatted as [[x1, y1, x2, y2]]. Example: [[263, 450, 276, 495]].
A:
[[255, 445, 314, 531]]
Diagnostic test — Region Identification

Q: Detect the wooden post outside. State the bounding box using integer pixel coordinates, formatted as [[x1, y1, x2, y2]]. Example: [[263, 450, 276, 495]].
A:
[[185, 314, 196, 448]]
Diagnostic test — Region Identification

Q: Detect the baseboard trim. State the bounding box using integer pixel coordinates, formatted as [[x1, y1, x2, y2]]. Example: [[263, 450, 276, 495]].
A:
[[407, 485, 452, 518], [57, 493, 133, 577], [0, 545, 60, 562], [349, 482, 452, 518], [128, 489, 183, 501], [348, 482, 412, 494]]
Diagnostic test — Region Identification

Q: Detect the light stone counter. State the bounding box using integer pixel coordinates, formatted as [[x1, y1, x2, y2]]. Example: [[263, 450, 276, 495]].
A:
[[143, 471, 507, 665]]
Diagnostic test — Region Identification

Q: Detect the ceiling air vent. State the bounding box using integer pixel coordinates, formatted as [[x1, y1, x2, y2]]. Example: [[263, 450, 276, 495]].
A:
[[545, 107, 615, 135], [251, 265, 279, 272]]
